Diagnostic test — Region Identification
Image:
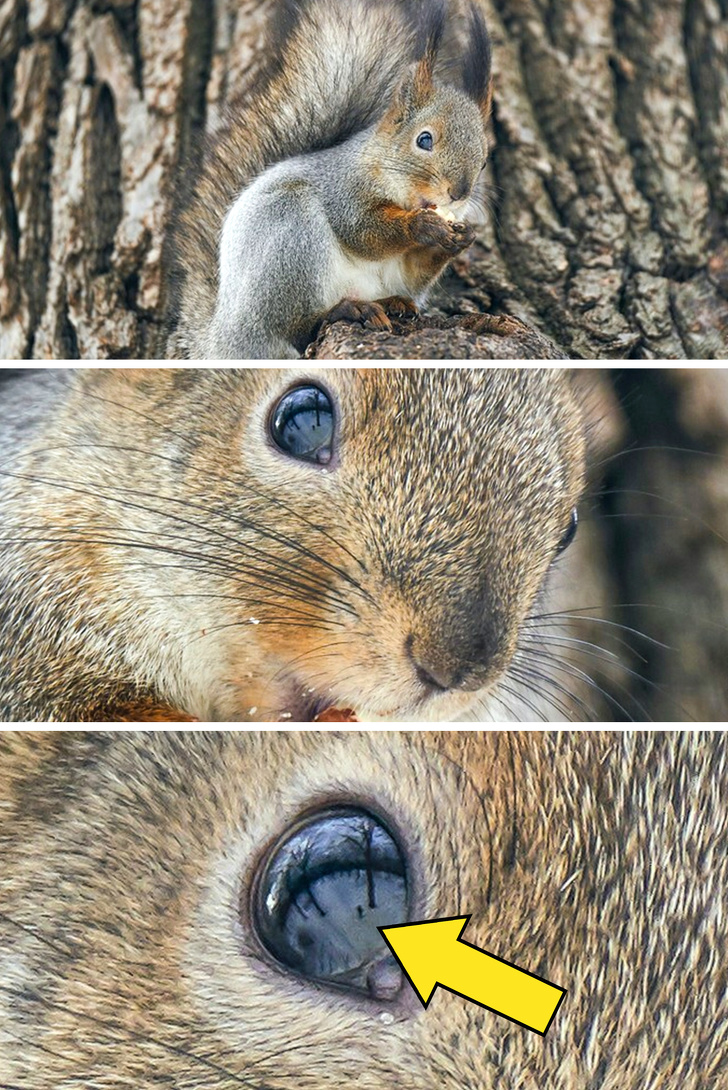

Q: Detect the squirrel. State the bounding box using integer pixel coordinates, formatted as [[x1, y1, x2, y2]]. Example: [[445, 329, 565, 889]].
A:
[[1, 729, 723, 1087], [166, 0, 493, 359], [0, 367, 585, 723]]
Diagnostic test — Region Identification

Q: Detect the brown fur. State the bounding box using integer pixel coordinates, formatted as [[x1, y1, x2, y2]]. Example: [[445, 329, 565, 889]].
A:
[[1, 730, 725, 1087], [0, 368, 584, 723]]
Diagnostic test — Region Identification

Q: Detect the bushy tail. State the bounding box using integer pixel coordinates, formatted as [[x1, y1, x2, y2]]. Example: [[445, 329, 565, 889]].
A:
[[232, 0, 422, 167]]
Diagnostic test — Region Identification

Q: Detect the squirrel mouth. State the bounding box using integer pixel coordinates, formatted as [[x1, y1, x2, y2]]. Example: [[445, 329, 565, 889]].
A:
[[275, 681, 358, 724]]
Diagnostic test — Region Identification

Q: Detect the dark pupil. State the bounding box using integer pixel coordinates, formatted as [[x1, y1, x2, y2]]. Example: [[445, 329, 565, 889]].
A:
[[270, 385, 334, 464], [254, 809, 408, 992], [417, 131, 433, 151]]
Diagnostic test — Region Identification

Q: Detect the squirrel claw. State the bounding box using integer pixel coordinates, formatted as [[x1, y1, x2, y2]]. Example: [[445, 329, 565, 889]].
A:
[[411, 209, 476, 254], [449, 222, 477, 251], [321, 297, 393, 333], [376, 295, 419, 321]]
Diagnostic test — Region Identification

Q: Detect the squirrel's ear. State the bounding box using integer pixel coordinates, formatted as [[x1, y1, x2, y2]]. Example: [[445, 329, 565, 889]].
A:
[[463, 3, 493, 123], [384, 0, 444, 122], [479, 74, 494, 126], [383, 61, 436, 125]]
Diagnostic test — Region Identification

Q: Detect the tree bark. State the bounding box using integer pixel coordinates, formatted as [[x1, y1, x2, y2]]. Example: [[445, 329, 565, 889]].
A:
[[604, 368, 728, 720], [1, 0, 727, 359]]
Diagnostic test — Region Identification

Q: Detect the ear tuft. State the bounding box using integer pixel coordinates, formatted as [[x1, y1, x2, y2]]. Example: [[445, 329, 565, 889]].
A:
[[395, 0, 447, 114], [413, 0, 448, 68], [389, 62, 434, 123], [462, 3, 493, 120]]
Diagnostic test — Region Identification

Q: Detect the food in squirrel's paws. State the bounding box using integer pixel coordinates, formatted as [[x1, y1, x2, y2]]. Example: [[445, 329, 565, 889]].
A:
[[433, 206, 457, 223], [313, 707, 359, 722]]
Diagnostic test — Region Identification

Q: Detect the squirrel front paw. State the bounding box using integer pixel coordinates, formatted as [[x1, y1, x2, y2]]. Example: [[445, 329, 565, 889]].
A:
[[322, 297, 393, 332], [411, 210, 476, 254], [375, 295, 419, 321]]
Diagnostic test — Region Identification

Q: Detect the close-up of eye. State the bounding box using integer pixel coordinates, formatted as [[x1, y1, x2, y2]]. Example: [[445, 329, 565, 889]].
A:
[[416, 130, 434, 151], [253, 808, 408, 995], [556, 507, 579, 554], [269, 385, 335, 464]]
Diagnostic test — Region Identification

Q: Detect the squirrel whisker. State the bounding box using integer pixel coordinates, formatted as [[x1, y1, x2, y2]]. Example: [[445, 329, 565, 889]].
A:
[[1, 531, 356, 623], [492, 678, 553, 723], [1, 463, 371, 603], [597, 486, 728, 547], [0, 468, 368, 617], [512, 652, 645, 723], [525, 641, 695, 723], [504, 664, 599, 723], [523, 609, 673, 649], [268, 637, 363, 686], [26, 426, 371, 576], [508, 661, 592, 720]]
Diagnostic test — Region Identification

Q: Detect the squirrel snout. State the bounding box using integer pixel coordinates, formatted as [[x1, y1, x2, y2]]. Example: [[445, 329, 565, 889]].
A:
[[406, 621, 505, 695], [448, 179, 471, 204]]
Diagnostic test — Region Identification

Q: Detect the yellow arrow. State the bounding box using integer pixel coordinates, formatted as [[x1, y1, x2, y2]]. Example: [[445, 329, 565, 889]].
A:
[[379, 916, 565, 1035]]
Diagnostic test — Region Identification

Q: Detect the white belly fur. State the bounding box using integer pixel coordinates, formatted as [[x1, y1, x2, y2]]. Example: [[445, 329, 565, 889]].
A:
[[325, 245, 410, 308]]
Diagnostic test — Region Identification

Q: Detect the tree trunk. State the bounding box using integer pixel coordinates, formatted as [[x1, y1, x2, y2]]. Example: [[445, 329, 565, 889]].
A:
[[603, 368, 728, 720], [1, 0, 727, 359]]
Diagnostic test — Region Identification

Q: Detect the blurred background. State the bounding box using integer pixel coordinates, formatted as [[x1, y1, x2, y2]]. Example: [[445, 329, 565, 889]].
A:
[[540, 368, 728, 723]]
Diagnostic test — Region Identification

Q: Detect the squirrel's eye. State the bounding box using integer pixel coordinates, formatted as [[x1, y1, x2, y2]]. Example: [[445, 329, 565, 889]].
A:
[[253, 808, 408, 997], [270, 384, 334, 464], [416, 131, 434, 151], [556, 507, 579, 554]]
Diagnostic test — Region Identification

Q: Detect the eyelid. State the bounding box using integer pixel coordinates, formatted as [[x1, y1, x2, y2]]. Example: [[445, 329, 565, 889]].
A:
[[556, 507, 579, 554]]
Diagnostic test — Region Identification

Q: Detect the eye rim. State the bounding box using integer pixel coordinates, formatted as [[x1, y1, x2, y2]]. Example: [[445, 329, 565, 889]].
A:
[[556, 507, 579, 554], [249, 805, 410, 995], [416, 130, 434, 151], [267, 381, 336, 467]]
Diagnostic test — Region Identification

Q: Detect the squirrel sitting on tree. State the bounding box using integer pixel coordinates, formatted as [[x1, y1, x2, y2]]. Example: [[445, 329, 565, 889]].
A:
[[167, 0, 492, 359]]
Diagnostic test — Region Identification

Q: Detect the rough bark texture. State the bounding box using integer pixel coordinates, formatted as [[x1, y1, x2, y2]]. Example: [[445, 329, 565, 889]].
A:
[[307, 313, 570, 359], [1, 0, 727, 359]]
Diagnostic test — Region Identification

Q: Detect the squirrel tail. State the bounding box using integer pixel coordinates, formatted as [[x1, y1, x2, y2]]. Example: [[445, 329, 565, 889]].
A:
[[222, 0, 492, 174], [222, 0, 443, 173]]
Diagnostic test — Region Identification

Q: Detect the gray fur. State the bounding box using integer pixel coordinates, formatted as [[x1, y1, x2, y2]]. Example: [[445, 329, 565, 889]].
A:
[[0, 370, 69, 464]]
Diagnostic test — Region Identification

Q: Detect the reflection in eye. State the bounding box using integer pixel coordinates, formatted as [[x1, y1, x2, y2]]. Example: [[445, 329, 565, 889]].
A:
[[269, 384, 334, 464], [253, 809, 408, 994]]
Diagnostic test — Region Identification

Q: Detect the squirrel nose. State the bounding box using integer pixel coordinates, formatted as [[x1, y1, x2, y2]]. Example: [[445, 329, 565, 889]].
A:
[[448, 179, 470, 203], [413, 659, 456, 693], [406, 626, 502, 694]]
